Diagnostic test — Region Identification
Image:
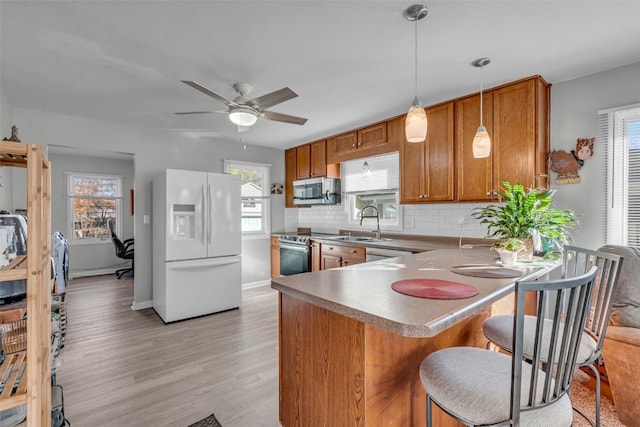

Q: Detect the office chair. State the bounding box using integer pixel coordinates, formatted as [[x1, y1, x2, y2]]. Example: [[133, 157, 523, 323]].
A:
[[421, 266, 598, 427], [107, 219, 134, 279]]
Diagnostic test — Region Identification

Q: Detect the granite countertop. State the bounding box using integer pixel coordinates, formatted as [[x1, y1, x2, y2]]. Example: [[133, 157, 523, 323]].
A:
[[271, 247, 560, 338]]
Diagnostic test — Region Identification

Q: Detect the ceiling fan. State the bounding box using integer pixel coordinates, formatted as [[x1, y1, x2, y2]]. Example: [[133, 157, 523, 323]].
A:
[[176, 80, 308, 132]]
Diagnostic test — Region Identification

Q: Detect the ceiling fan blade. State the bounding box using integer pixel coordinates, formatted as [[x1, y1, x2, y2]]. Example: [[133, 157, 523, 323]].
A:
[[181, 80, 236, 106], [262, 110, 308, 125], [173, 111, 214, 115], [247, 87, 297, 110]]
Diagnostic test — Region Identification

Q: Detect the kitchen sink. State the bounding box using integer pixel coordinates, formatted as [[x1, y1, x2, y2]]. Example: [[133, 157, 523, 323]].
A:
[[328, 236, 394, 243], [329, 236, 376, 242]]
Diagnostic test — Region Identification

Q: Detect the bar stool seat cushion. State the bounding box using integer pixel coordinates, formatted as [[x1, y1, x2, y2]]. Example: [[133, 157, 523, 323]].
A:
[[483, 314, 598, 364], [420, 347, 572, 426]]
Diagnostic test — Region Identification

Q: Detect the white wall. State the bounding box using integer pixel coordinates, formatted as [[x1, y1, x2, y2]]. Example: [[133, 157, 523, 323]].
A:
[[11, 107, 285, 308], [550, 61, 640, 250], [0, 88, 14, 210]]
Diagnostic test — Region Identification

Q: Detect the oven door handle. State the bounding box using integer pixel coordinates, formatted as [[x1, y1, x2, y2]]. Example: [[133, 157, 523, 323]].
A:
[[279, 243, 310, 252]]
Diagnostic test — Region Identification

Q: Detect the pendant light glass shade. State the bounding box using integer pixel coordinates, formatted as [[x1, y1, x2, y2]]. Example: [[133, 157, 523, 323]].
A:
[[404, 5, 428, 143], [406, 99, 427, 143], [471, 57, 491, 158], [472, 126, 491, 158]]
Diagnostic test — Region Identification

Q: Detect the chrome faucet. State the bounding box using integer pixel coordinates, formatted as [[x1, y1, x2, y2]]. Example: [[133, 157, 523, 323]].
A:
[[360, 205, 381, 240]]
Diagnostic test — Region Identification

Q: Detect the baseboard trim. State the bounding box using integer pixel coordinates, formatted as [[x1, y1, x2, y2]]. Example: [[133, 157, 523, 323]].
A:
[[131, 300, 153, 310], [70, 268, 117, 278], [243, 279, 271, 289]]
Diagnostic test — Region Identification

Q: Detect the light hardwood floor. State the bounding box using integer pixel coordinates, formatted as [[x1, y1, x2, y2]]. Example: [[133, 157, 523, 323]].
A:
[[55, 275, 280, 427], [55, 275, 619, 427]]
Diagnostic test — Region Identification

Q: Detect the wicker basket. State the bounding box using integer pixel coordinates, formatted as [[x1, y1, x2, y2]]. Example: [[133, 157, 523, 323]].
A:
[[0, 319, 27, 354]]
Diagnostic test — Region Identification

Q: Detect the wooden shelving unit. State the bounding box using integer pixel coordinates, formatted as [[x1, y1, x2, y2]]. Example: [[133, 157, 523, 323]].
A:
[[0, 141, 51, 426]]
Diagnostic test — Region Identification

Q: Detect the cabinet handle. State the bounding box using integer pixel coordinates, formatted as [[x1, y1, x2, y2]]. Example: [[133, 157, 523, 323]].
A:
[[350, 249, 357, 254]]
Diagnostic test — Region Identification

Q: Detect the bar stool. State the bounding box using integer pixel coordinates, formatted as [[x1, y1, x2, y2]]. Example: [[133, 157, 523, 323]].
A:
[[482, 246, 623, 426], [420, 266, 598, 426]]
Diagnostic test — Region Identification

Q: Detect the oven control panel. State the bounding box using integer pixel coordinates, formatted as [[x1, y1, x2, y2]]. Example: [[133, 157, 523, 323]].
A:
[[279, 235, 310, 245]]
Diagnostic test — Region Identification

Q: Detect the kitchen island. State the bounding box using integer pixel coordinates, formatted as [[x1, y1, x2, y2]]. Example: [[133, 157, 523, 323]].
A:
[[271, 247, 559, 427]]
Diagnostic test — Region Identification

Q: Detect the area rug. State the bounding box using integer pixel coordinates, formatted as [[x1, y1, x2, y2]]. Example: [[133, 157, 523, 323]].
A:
[[187, 413, 221, 427]]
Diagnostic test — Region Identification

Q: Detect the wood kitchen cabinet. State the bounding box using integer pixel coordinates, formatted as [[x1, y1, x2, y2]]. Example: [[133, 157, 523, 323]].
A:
[[296, 140, 328, 179], [270, 236, 280, 278], [326, 118, 401, 164], [400, 102, 455, 203], [311, 240, 321, 272], [320, 244, 365, 270], [285, 142, 339, 208], [456, 76, 550, 201], [285, 148, 297, 208]]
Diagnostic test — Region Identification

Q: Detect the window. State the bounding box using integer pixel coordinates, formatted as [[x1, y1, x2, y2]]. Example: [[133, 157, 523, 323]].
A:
[[66, 173, 122, 244], [601, 104, 640, 245], [223, 160, 271, 236], [347, 191, 402, 229], [342, 153, 402, 229]]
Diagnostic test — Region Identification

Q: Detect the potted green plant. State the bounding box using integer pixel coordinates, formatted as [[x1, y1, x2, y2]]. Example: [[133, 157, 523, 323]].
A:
[[491, 237, 525, 265], [471, 181, 578, 258]]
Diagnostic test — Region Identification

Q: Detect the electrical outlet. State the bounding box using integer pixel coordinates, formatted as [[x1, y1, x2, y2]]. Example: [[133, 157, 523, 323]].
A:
[[404, 217, 415, 228], [143, 214, 151, 224]]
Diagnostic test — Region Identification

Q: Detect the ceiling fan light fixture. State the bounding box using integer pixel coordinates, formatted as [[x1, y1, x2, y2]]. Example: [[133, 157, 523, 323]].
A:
[[228, 107, 258, 127], [471, 57, 491, 158], [404, 4, 428, 143]]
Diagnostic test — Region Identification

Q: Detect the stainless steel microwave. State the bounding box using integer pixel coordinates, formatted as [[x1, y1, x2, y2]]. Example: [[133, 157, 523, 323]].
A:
[[292, 177, 341, 205]]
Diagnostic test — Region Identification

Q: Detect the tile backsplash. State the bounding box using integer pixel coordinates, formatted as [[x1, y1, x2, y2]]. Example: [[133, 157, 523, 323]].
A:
[[285, 202, 492, 239]]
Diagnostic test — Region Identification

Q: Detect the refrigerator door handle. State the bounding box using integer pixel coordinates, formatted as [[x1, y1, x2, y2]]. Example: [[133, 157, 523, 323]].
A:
[[201, 184, 206, 245], [208, 183, 212, 244], [167, 257, 241, 270]]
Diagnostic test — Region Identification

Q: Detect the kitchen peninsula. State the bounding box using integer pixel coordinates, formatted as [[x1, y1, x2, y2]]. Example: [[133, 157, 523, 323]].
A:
[[271, 247, 559, 427]]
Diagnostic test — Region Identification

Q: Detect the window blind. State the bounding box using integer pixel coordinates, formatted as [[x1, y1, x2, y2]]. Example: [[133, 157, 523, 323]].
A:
[[602, 105, 640, 245], [342, 153, 399, 193]]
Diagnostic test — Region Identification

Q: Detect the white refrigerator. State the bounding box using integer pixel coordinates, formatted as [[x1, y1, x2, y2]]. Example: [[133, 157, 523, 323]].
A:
[[152, 169, 242, 322]]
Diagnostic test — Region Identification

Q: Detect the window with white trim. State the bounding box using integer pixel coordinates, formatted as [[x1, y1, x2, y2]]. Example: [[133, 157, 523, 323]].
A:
[[223, 160, 271, 236], [601, 104, 640, 245], [342, 153, 403, 230], [66, 172, 122, 244]]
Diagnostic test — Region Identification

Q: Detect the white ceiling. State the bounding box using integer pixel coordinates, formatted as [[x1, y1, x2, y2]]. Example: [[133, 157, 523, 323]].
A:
[[2, 1, 640, 150]]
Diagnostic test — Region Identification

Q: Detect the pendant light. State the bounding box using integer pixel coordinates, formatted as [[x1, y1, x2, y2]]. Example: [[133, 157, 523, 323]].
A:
[[404, 4, 429, 143], [471, 57, 491, 158]]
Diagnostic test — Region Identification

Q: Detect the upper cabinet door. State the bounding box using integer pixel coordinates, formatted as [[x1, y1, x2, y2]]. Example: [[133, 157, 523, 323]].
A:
[[424, 102, 455, 202], [309, 140, 327, 177], [296, 144, 311, 179], [456, 93, 494, 201], [331, 132, 358, 156], [400, 103, 454, 203], [492, 78, 547, 192], [358, 122, 388, 150], [400, 114, 426, 203]]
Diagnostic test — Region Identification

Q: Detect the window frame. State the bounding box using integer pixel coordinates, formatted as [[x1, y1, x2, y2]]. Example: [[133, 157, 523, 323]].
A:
[[66, 172, 123, 246], [601, 103, 640, 245], [223, 160, 271, 238]]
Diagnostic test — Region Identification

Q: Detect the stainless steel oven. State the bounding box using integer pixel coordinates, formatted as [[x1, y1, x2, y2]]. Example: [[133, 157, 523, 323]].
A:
[[279, 235, 311, 276]]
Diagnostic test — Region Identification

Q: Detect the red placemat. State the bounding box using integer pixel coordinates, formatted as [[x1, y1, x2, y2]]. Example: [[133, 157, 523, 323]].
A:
[[391, 279, 479, 299]]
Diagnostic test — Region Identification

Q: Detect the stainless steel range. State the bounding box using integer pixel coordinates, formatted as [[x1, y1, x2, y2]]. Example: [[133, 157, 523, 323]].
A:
[[278, 234, 311, 276]]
